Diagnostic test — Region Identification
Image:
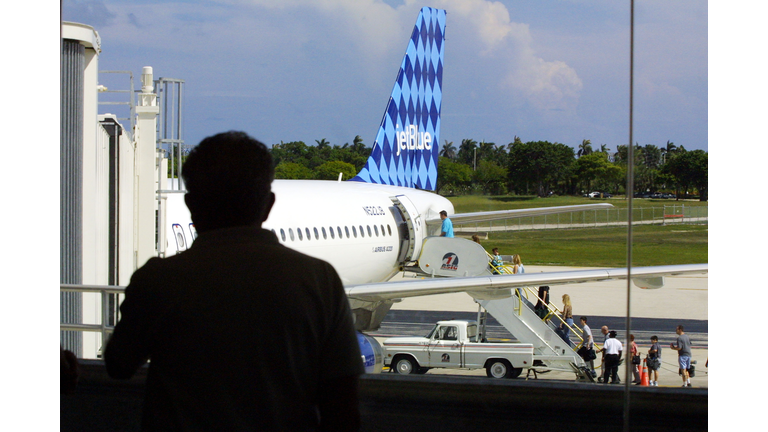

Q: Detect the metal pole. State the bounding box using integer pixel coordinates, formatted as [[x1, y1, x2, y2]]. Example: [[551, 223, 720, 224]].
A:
[[623, 2, 635, 431]]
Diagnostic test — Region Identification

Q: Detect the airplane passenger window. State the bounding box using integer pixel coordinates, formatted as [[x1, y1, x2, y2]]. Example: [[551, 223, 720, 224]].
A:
[[359, 225, 365, 237], [297, 228, 303, 241], [305, 227, 311, 241], [374, 225, 379, 236], [352, 226, 357, 238], [338, 227, 343, 238], [322, 227, 327, 239], [367, 225, 372, 237], [289, 228, 295, 241], [387, 225, 392, 236], [314, 227, 319, 240], [345, 226, 350, 238], [329, 226, 335, 239], [381, 224, 385, 236], [280, 228, 286, 242]]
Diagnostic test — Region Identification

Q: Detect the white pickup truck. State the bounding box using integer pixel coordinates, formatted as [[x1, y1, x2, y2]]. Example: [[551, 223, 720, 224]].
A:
[[382, 319, 534, 379]]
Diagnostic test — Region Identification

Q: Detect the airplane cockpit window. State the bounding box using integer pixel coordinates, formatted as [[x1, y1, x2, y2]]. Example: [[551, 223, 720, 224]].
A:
[[297, 228, 303, 241], [280, 228, 286, 242]]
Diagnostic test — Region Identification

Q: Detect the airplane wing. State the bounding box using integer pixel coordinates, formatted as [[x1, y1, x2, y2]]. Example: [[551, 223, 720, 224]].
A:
[[425, 203, 613, 226], [345, 263, 708, 301]]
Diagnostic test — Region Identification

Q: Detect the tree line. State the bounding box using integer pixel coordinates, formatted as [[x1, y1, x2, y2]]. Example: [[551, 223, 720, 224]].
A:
[[266, 136, 708, 200]]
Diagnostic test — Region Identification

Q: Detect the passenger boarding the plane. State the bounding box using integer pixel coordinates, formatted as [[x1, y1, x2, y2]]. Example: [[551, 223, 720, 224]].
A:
[[439, 210, 454, 237], [491, 248, 503, 274]]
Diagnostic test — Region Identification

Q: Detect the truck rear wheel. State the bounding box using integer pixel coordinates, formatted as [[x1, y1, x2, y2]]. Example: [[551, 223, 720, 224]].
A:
[[393, 356, 417, 375], [486, 360, 512, 379]]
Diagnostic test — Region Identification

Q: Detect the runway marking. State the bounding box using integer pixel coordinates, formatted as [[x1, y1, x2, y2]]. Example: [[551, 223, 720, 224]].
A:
[[677, 288, 708, 291]]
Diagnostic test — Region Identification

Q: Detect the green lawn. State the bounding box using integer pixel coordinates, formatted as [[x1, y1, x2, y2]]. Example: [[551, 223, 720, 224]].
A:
[[446, 196, 708, 267]]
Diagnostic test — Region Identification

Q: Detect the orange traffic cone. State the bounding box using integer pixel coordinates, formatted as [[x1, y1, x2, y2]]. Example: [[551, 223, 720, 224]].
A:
[[640, 359, 649, 386]]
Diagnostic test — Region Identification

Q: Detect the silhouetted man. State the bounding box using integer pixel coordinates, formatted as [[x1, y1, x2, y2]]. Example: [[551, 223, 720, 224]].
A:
[[105, 131, 363, 431]]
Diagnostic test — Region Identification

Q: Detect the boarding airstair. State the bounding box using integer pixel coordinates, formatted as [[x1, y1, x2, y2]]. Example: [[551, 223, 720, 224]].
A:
[[474, 291, 595, 381]]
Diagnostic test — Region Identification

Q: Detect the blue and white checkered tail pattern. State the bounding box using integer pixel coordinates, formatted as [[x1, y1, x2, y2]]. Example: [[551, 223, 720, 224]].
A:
[[350, 7, 446, 191]]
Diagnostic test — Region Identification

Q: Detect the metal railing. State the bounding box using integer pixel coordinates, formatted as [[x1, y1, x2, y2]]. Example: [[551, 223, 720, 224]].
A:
[[456, 205, 707, 233], [60, 284, 126, 354]]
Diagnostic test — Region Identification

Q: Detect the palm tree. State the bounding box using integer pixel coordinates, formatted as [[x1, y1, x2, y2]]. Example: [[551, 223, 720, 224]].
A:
[[577, 139, 593, 157], [315, 138, 330, 149], [440, 140, 457, 159], [351, 135, 367, 155], [661, 140, 677, 163]]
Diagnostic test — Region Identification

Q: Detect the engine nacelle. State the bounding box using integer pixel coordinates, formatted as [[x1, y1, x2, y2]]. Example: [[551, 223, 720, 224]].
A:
[[357, 332, 384, 374]]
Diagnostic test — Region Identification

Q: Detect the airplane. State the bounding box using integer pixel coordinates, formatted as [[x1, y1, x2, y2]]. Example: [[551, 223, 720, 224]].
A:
[[159, 7, 707, 373]]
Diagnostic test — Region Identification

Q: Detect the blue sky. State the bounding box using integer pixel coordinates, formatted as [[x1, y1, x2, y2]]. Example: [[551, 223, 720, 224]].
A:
[[61, 0, 708, 154]]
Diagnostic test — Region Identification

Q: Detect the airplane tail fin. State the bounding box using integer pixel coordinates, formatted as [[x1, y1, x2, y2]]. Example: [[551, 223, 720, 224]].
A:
[[350, 7, 446, 191]]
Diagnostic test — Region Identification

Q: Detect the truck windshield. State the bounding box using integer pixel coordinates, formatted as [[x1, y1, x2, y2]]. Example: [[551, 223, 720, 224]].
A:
[[426, 324, 438, 339]]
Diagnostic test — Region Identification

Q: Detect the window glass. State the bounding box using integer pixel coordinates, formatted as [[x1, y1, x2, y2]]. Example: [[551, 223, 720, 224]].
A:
[[338, 227, 343, 238], [387, 225, 392, 236], [329, 226, 335, 239], [374, 225, 379, 237], [367, 225, 372, 237], [305, 227, 311, 240], [352, 226, 357, 238], [359, 225, 365, 238], [322, 227, 328, 239], [289, 228, 295, 241], [297, 228, 303, 241], [280, 228, 286, 242], [345, 226, 350, 238], [314, 227, 319, 240]]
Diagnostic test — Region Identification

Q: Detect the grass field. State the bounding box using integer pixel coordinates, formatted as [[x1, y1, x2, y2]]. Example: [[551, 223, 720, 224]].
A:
[[446, 196, 708, 267]]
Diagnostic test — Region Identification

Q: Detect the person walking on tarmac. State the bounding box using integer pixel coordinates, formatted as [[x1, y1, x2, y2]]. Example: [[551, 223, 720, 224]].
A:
[[670, 325, 693, 387], [648, 335, 662, 386], [601, 331, 623, 384], [439, 210, 454, 237]]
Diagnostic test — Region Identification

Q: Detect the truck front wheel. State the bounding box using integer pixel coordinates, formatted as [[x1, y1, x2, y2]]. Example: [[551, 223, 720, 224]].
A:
[[393, 356, 418, 375], [486, 360, 512, 379]]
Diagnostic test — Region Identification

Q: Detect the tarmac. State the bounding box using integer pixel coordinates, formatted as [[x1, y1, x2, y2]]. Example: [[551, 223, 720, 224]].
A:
[[377, 265, 708, 388]]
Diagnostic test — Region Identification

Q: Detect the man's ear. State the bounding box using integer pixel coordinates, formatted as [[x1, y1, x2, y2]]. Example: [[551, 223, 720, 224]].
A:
[[260, 192, 276, 223]]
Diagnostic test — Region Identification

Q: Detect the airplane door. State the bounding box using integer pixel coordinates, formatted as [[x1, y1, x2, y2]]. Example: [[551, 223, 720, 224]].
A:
[[390, 195, 424, 263]]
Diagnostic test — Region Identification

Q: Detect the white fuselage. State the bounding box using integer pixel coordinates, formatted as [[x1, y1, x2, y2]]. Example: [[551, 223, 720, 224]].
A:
[[164, 179, 454, 285]]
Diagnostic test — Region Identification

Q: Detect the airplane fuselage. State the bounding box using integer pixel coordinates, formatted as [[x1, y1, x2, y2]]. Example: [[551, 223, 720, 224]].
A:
[[164, 179, 455, 285]]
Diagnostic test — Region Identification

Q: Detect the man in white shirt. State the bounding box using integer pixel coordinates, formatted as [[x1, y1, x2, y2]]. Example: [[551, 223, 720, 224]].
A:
[[601, 330, 623, 384]]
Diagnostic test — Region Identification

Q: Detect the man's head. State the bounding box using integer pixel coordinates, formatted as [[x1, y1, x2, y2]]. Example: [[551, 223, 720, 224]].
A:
[[182, 131, 275, 232], [650, 335, 658, 342], [439, 210, 448, 220], [609, 331, 617, 339], [580, 316, 588, 325], [676, 325, 685, 334], [601, 326, 608, 335], [492, 248, 499, 255]]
